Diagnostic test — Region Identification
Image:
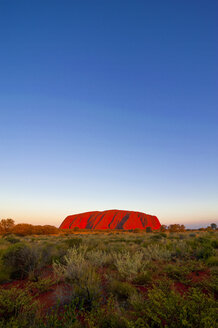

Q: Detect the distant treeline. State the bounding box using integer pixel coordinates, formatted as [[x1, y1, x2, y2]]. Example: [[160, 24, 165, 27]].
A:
[[0, 218, 217, 236], [0, 219, 59, 236]]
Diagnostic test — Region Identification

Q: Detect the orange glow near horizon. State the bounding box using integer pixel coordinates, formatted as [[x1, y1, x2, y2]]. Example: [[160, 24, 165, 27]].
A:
[[1, 208, 217, 229]]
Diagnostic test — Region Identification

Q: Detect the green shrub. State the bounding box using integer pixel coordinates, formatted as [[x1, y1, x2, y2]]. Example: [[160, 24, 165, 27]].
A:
[[109, 279, 137, 300], [53, 246, 100, 310], [206, 256, 218, 267], [4, 235, 20, 244], [113, 250, 147, 280], [36, 300, 82, 328], [133, 238, 143, 244], [55, 266, 101, 311], [166, 240, 192, 259], [132, 271, 152, 285], [30, 277, 54, 294], [211, 239, 218, 249], [209, 265, 218, 276], [65, 238, 82, 248], [0, 267, 11, 284], [90, 314, 129, 328], [86, 296, 129, 328], [199, 274, 218, 295], [164, 264, 189, 281], [2, 243, 40, 279], [40, 243, 67, 265], [0, 287, 39, 326], [143, 244, 172, 261], [195, 243, 214, 260], [150, 234, 164, 241], [140, 283, 217, 328], [86, 249, 113, 267], [70, 267, 101, 310], [53, 246, 87, 282], [128, 292, 145, 313]]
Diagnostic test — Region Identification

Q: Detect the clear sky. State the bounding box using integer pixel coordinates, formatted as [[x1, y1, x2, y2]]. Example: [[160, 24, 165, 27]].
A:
[[0, 1, 217, 228]]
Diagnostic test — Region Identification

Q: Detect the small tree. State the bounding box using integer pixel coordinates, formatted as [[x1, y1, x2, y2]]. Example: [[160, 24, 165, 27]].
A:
[[133, 228, 141, 233], [210, 223, 217, 230], [0, 218, 15, 234], [146, 227, 152, 233], [168, 224, 186, 232], [12, 224, 34, 236], [179, 224, 186, 232], [160, 225, 167, 232]]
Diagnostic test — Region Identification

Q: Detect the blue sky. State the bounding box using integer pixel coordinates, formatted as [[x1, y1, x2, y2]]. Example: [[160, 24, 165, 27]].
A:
[[0, 1, 217, 228]]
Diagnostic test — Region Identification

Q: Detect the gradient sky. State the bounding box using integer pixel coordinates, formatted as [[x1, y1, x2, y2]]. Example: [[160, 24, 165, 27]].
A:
[[0, 1, 218, 228]]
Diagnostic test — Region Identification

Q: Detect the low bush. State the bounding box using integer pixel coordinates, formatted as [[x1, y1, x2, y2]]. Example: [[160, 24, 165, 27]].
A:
[[36, 300, 82, 328], [53, 246, 87, 282], [40, 243, 67, 266], [150, 234, 164, 241], [3, 235, 20, 244], [198, 275, 218, 295], [164, 264, 189, 281], [86, 296, 129, 328], [113, 250, 147, 280], [206, 256, 218, 267], [65, 238, 82, 248], [70, 267, 101, 310], [30, 277, 54, 294], [211, 239, 218, 249], [194, 240, 215, 260], [139, 282, 217, 328], [109, 279, 137, 301], [0, 267, 11, 284], [2, 243, 41, 279], [53, 246, 101, 310], [86, 249, 113, 267], [132, 271, 152, 285], [167, 240, 192, 259], [143, 244, 172, 261], [0, 287, 39, 327]]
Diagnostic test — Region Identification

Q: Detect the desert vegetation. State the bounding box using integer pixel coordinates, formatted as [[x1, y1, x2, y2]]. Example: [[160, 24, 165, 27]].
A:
[[0, 219, 217, 327]]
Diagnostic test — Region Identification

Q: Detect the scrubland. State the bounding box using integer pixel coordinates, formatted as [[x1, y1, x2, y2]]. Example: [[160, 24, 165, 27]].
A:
[[0, 230, 217, 327]]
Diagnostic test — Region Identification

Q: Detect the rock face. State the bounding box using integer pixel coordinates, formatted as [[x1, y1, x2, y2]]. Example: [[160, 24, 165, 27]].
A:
[[60, 209, 161, 230]]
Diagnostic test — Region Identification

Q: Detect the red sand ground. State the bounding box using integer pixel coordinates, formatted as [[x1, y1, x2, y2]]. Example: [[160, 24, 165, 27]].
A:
[[60, 209, 161, 230], [0, 267, 213, 315], [187, 270, 210, 283]]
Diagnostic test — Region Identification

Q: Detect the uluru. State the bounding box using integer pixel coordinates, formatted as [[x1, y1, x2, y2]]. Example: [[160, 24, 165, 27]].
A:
[[60, 209, 161, 230]]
